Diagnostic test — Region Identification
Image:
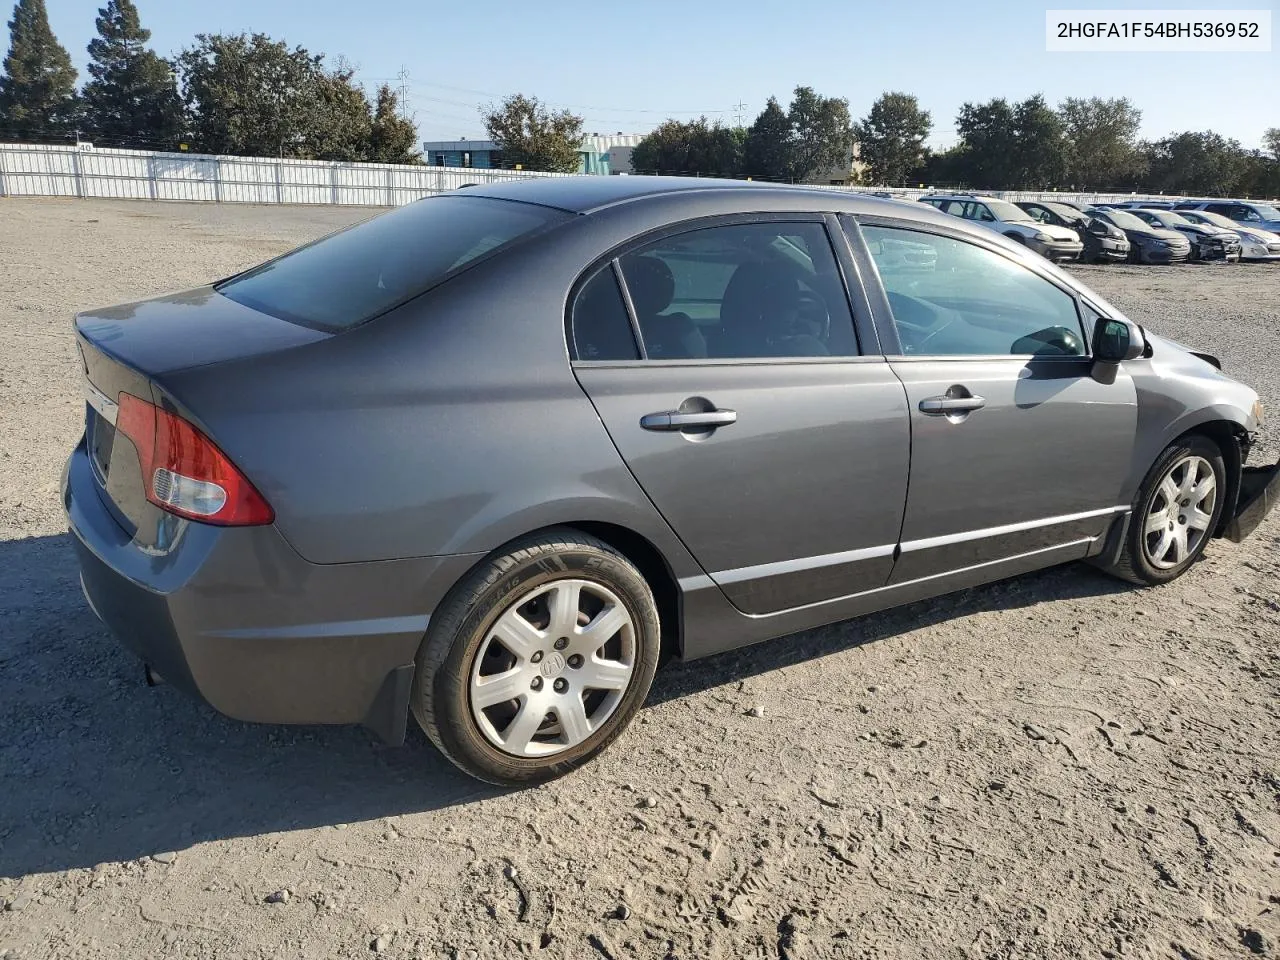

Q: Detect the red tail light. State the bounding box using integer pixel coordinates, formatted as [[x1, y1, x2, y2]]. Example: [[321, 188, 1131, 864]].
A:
[[116, 393, 274, 526]]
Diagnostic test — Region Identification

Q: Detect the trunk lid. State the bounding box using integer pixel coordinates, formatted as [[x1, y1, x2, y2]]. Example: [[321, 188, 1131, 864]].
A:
[[74, 287, 326, 542]]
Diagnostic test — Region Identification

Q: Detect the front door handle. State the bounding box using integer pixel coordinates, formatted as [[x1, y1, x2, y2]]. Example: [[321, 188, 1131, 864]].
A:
[[640, 409, 738, 431], [919, 395, 986, 414]]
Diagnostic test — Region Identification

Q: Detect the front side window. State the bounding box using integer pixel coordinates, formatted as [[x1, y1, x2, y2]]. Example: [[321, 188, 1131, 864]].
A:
[[217, 196, 569, 332], [617, 221, 859, 360], [862, 225, 1087, 358]]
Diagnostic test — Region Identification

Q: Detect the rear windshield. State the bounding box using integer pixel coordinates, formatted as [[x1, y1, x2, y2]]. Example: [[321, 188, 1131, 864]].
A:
[[217, 196, 569, 332]]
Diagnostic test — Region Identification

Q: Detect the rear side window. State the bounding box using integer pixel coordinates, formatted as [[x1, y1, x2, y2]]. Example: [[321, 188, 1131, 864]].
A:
[[218, 196, 569, 332], [617, 221, 859, 360], [571, 266, 640, 360]]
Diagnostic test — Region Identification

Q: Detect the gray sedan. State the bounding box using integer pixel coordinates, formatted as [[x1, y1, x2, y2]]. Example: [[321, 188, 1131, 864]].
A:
[[63, 178, 1278, 785]]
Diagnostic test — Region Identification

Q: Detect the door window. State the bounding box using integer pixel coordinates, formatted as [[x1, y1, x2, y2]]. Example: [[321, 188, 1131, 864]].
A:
[[618, 222, 859, 359], [862, 225, 1087, 358]]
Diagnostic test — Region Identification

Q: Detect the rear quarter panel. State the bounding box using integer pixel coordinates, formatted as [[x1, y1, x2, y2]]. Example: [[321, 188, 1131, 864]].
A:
[[157, 210, 727, 579]]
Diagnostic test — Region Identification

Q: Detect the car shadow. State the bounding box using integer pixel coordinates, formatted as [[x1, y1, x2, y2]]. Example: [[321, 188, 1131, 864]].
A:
[[0, 532, 1133, 878]]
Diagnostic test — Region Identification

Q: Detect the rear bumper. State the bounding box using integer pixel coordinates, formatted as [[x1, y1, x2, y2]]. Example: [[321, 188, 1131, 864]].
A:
[[62, 443, 481, 742], [1224, 458, 1280, 543]]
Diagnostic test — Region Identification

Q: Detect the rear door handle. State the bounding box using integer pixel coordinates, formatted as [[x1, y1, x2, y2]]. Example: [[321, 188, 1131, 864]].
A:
[[640, 409, 738, 431], [919, 395, 986, 414]]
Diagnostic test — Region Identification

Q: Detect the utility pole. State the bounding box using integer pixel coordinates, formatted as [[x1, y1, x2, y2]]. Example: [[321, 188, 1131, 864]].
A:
[[732, 100, 747, 127], [396, 67, 412, 121]]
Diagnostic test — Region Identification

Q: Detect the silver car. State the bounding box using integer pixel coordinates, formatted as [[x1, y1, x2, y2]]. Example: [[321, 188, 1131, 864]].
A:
[[63, 178, 1278, 785]]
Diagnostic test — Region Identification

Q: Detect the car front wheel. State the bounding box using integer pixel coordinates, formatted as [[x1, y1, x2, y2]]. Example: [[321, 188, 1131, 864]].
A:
[[1102, 435, 1226, 586], [411, 529, 661, 786]]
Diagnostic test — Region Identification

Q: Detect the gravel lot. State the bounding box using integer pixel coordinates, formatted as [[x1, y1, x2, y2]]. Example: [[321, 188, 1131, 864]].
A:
[[1, 198, 1278, 960]]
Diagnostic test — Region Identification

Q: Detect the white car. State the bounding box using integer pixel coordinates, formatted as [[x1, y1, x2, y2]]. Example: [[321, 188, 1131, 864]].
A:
[[918, 193, 1083, 262], [1178, 209, 1280, 262]]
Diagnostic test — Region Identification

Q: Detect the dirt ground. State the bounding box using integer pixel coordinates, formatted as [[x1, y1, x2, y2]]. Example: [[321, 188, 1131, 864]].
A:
[[1, 198, 1278, 960]]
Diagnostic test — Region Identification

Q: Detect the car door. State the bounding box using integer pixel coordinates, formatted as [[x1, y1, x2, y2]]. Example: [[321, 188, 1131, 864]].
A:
[[848, 216, 1138, 583], [569, 215, 911, 616]]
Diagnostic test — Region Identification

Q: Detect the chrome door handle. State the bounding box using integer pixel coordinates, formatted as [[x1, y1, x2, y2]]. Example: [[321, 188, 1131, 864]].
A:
[[640, 409, 738, 431], [919, 395, 986, 414]]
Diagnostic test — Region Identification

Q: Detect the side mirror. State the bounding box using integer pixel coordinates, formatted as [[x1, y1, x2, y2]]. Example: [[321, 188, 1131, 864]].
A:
[[1091, 316, 1145, 383]]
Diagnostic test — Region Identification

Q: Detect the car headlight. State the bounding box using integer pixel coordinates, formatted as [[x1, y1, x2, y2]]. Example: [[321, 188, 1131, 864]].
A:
[[1033, 233, 1053, 243]]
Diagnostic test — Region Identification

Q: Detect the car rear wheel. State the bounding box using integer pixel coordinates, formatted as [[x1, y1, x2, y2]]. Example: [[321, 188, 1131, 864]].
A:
[[411, 528, 661, 786], [1101, 435, 1225, 586]]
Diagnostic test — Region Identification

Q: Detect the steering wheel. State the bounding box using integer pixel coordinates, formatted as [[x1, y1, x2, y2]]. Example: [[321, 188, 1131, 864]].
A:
[[793, 290, 831, 340]]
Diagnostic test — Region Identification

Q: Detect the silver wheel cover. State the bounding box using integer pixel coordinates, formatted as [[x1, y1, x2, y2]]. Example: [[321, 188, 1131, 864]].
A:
[[468, 578, 636, 758], [1142, 455, 1216, 570]]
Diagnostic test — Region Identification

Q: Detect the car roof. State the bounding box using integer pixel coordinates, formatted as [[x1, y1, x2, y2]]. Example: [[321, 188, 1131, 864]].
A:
[[456, 175, 965, 224]]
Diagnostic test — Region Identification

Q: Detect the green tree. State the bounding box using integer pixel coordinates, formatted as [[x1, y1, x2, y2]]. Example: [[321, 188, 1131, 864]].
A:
[[176, 33, 375, 160], [1143, 131, 1249, 196], [481, 93, 583, 173], [304, 60, 373, 161], [854, 92, 931, 186], [1263, 127, 1280, 162], [786, 85, 854, 182], [954, 98, 1017, 187], [1238, 149, 1280, 198], [81, 0, 181, 148], [1058, 96, 1144, 190], [1010, 94, 1067, 188], [367, 83, 421, 164], [631, 117, 743, 177], [0, 0, 77, 137], [743, 96, 792, 180]]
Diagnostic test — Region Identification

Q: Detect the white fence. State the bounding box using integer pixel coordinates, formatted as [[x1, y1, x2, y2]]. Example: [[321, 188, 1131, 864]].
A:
[[0, 142, 1177, 208], [0, 143, 571, 206]]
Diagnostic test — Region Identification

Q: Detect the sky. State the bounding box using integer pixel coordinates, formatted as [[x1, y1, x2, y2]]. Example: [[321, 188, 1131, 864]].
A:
[[44, 0, 1279, 150]]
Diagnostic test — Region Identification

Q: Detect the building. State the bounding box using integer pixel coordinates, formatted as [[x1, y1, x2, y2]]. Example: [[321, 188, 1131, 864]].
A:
[[421, 134, 644, 175]]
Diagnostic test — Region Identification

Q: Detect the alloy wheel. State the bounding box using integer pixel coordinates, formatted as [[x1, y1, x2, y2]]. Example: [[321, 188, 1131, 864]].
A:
[[468, 579, 636, 758], [1142, 455, 1216, 570]]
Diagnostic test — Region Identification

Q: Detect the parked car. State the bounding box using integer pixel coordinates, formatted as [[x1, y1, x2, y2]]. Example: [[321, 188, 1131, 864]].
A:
[[1016, 200, 1130, 263], [1108, 200, 1178, 211], [1086, 208, 1193, 264], [63, 178, 1277, 785], [1177, 210, 1280, 262], [1173, 199, 1280, 234], [1128, 208, 1241, 262], [918, 193, 1083, 262]]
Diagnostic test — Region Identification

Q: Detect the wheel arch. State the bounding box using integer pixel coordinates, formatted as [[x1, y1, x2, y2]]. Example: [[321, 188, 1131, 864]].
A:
[[436, 518, 687, 663]]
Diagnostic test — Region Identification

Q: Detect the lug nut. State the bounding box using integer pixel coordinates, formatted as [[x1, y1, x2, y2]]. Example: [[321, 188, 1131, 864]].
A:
[[554, 637, 569, 650], [553, 678, 568, 693], [531, 676, 543, 691], [567, 654, 584, 669], [531, 651, 543, 664]]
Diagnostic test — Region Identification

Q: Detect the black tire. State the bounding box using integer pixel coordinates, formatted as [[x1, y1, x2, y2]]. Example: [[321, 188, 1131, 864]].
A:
[[411, 528, 661, 786], [1102, 434, 1226, 586]]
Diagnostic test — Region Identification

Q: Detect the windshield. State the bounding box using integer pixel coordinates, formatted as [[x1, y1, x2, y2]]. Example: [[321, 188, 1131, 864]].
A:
[[1103, 210, 1148, 230], [1185, 211, 1236, 229], [986, 199, 1033, 222], [1252, 204, 1280, 220], [1147, 210, 1193, 226], [217, 196, 570, 332], [1042, 202, 1083, 221]]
